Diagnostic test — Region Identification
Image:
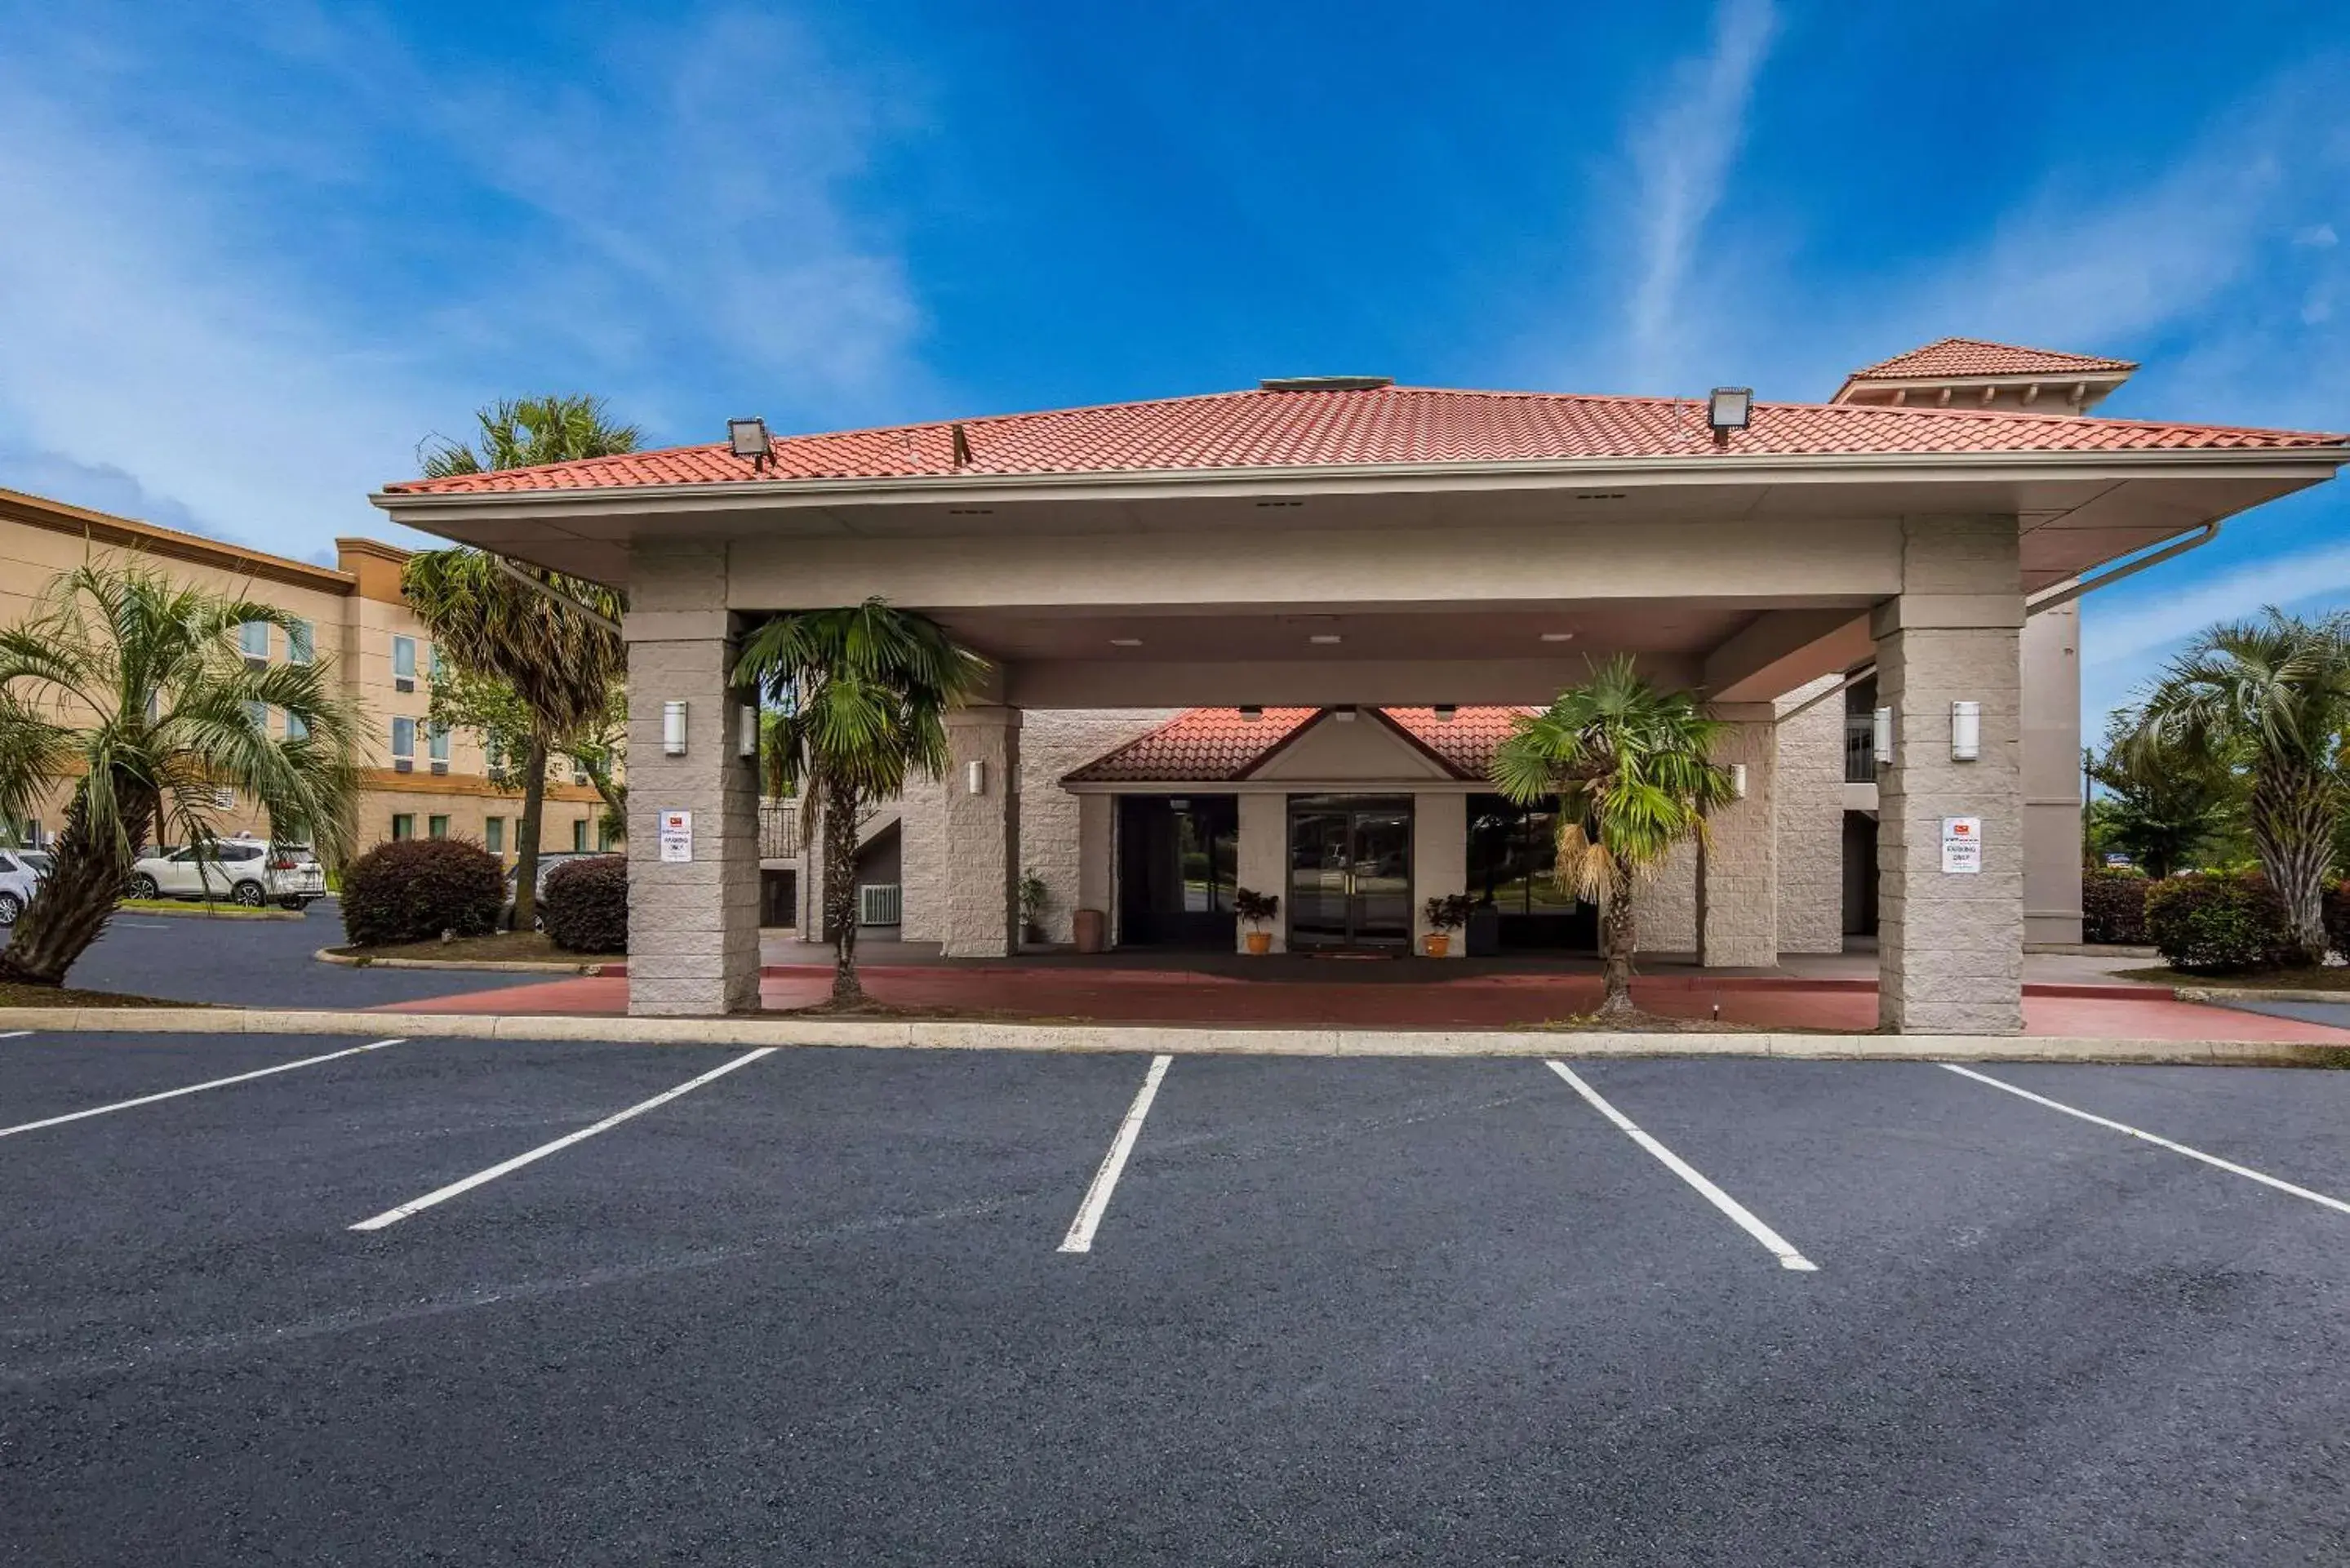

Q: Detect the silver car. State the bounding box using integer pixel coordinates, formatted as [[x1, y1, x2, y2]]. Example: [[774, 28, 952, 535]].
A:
[[127, 837, 327, 910]]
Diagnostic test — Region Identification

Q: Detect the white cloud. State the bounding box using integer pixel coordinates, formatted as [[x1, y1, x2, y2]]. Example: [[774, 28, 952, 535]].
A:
[[1618, 0, 1779, 390], [2083, 540, 2350, 675]]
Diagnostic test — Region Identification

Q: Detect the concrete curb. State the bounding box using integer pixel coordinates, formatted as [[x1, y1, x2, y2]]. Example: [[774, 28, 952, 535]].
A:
[[2, 1006, 2343, 1066], [313, 947, 613, 975], [115, 902, 303, 922], [2175, 985, 2350, 1006]]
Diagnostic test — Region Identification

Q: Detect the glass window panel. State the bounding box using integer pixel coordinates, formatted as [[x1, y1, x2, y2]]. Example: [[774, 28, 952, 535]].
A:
[[484, 817, 504, 854], [242, 700, 269, 732], [286, 711, 309, 742], [238, 622, 269, 659], [429, 722, 451, 762], [428, 815, 449, 839], [391, 717, 415, 757], [392, 636, 416, 678], [287, 620, 313, 664]]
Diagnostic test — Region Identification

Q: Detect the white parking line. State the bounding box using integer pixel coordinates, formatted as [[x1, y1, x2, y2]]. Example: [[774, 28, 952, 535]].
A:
[[1941, 1063, 2350, 1218], [0, 1037, 407, 1139], [1059, 1054, 1172, 1255], [1544, 1061, 1819, 1273], [349, 1047, 778, 1232], [0, 1029, 30, 1041]]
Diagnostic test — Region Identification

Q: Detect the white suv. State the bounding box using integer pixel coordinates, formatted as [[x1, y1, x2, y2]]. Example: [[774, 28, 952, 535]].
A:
[[127, 837, 327, 910], [0, 849, 38, 925]]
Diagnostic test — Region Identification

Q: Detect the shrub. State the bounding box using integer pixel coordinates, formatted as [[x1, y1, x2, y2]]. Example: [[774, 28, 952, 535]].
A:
[[2326, 881, 2350, 963], [340, 837, 504, 948], [2142, 873, 2297, 975], [542, 854, 627, 954], [2081, 868, 2150, 947]]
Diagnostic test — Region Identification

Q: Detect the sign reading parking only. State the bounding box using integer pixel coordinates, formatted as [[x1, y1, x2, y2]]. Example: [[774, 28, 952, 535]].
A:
[[659, 810, 693, 864], [1941, 815, 1981, 874]]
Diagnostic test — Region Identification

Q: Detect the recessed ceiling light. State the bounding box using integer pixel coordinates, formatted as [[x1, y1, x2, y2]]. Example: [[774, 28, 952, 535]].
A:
[[1309, 633, 1343, 645], [1539, 632, 1575, 642], [1108, 637, 1143, 647]]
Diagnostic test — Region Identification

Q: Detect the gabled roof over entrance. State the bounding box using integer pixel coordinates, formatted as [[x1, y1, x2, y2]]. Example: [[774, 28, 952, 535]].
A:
[[381, 380, 2340, 497], [1845, 337, 2138, 380], [1063, 706, 1537, 786]]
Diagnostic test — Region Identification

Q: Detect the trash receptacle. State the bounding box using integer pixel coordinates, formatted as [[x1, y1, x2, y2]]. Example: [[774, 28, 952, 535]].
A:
[[1073, 907, 1107, 953]]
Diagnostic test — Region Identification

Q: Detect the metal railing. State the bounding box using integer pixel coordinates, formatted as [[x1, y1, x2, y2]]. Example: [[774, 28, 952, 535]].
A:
[[758, 799, 800, 859], [859, 882, 903, 927], [1843, 717, 1877, 784]]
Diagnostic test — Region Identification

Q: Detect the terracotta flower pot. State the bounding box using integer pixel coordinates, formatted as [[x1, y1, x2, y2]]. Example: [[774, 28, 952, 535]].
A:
[[1423, 933, 1450, 957], [1244, 931, 1272, 955]]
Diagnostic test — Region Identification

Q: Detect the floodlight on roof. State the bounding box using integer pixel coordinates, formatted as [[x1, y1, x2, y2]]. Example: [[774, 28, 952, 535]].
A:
[[728, 417, 771, 469], [1707, 388, 1753, 446]]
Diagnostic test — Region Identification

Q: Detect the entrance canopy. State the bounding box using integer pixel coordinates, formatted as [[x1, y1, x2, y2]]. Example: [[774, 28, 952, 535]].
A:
[[375, 371, 2346, 706]]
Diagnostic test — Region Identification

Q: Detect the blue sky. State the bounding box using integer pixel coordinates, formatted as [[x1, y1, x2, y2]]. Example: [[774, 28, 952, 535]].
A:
[[0, 0, 2343, 727]]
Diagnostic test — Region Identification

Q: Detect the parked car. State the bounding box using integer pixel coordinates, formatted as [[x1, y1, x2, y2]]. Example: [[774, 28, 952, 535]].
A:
[[0, 849, 38, 924], [16, 849, 51, 881], [126, 837, 326, 910], [502, 851, 602, 928]]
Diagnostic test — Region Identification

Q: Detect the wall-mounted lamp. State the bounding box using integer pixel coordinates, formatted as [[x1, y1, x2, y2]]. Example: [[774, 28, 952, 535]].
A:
[[1707, 386, 1753, 446], [1729, 762, 1748, 799], [737, 701, 760, 760], [663, 700, 689, 757], [966, 759, 987, 796], [1950, 700, 1981, 762], [1872, 706, 1893, 768]]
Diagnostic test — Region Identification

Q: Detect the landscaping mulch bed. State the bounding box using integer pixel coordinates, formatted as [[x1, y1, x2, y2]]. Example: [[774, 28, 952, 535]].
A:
[[330, 931, 624, 966], [0, 981, 203, 1008], [115, 899, 290, 919], [2115, 965, 2350, 992]]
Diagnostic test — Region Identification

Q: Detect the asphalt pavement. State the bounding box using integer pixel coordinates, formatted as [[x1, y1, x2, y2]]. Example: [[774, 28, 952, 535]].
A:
[[3, 1032, 2348, 1564], [55, 898, 534, 1007]]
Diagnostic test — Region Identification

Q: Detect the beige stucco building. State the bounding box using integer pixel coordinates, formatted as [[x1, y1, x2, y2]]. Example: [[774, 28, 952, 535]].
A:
[[0, 486, 610, 858], [373, 337, 2348, 1033]]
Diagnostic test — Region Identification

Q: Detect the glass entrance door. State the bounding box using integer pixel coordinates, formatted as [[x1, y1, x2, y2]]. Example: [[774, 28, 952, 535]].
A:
[[1286, 796, 1415, 950]]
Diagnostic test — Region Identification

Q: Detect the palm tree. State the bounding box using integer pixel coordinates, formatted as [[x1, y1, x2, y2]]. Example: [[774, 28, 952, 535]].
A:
[[2135, 608, 2350, 964], [735, 599, 988, 1004], [0, 560, 361, 985], [418, 394, 642, 478], [401, 549, 625, 928], [2085, 708, 2232, 879], [1490, 657, 1737, 1017], [404, 394, 637, 926]]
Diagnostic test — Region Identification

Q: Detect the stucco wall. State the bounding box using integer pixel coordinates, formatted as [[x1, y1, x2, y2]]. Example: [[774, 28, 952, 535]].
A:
[[1638, 842, 1699, 953], [1775, 675, 1847, 954]]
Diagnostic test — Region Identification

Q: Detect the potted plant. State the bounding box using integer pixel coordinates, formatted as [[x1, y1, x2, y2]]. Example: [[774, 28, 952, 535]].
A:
[[1421, 893, 1472, 957], [1018, 868, 1050, 945], [1235, 887, 1280, 954]]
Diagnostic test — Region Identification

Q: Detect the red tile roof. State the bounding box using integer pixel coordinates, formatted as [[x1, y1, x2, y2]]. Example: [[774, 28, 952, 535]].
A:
[[1063, 708, 1320, 784], [1064, 706, 1537, 784], [380, 383, 2341, 497], [1846, 337, 2139, 380]]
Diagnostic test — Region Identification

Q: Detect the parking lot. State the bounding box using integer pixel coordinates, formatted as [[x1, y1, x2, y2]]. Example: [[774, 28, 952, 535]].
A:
[[3, 1030, 2348, 1565]]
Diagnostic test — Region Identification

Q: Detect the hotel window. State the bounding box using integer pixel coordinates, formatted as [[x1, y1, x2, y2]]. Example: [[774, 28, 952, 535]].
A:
[[238, 622, 270, 664], [390, 814, 415, 841], [286, 710, 310, 743], [391, 717, 415, 771], [598, 820, 619, 851], [392, 635, 417, 691], [571, 819, 588, 852], [428, 815, 450, 840], [429, 643, 445, 681], [243, 700, 269, 733], [287, 620, 314, 665], [429, 722, 451, 774], [484, 816, 504, 855]]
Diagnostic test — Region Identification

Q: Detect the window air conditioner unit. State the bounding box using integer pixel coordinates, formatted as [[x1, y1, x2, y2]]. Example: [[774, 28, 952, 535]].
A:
[[430, 762, 449, 776], [393, 758, 413, 774], [394, 677, 415, 693]]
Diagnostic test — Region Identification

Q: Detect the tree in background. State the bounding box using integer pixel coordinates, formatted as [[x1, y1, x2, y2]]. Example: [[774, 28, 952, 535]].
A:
[[0, 561, 360, 984], [406, 395, 637, 927], [735, 599, 988, 1005], [1489, 657, 1737, 1017], [428, 667, 627, 847], [2135, 608, 2350, 965], [2082, 708, 2233, 878]]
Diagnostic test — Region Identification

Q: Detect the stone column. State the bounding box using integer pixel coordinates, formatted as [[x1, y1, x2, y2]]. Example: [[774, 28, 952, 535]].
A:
[[624, 544, 761, 1016], [940, 706, 1020, 957], [1235, 793, 1287, 953], [1077, 793, 1113, 942], [1876, 517, 2026, 1034], [1411, 792, 1467, 957], [1698, 705, 1778, 967]]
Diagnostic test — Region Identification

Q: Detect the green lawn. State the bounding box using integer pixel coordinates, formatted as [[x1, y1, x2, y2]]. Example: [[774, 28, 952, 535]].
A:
[[2116, 965, 2350, 991], [329, 931, 621, 965]]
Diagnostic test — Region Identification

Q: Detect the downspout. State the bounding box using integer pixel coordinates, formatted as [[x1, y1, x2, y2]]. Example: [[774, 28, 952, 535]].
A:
[[491, 553, 624, 637], [1772, 520, 2222, 725]]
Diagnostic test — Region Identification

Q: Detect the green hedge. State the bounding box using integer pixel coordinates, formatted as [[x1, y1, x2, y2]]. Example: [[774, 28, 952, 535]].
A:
[[340, 837, 504, 948], [2081, 868, 2150, 946], [2142, 873, 2297, 975], [542, 854, 627, 954]]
